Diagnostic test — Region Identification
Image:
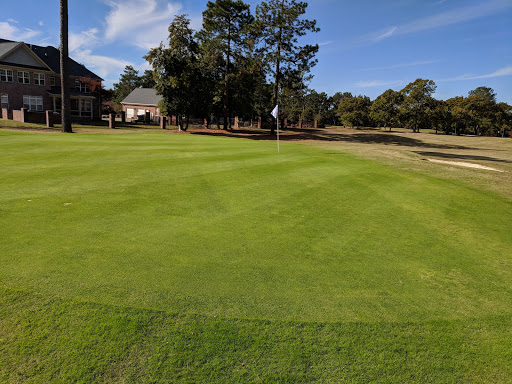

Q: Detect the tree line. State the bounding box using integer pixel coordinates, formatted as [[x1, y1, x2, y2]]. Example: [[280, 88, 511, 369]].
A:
[[114, 0, 319, 132], [338, 81, 511, 137], [112, 0, 511, 137]]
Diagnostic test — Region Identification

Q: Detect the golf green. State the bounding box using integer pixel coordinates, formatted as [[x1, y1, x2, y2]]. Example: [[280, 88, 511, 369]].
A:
[[1, 130, 510, 324]]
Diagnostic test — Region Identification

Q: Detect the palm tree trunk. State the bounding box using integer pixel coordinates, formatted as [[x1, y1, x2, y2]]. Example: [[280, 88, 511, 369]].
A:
[[60, 0, 72, 133]]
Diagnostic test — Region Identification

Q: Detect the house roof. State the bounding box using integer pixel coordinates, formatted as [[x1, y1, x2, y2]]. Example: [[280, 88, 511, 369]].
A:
[[0, 41, 20, 58], [121, 88, 162, 107], [0, 38, 103, 81]]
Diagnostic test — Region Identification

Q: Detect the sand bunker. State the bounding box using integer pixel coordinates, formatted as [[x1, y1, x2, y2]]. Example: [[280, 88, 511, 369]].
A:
[[427, 158, 504, 172]]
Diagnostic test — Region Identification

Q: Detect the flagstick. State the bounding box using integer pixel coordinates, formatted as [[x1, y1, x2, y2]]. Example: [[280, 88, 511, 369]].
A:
[[277, 117, 280, 153]]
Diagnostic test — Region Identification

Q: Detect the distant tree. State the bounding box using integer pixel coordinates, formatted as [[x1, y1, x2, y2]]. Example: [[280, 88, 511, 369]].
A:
[[337, 95, 372, 127], [113, 66, 141, 104], [146, 15, 207, 131], [279, 70, 309, 122], [60, 0, 72, 133], [400, 79, 436, 133], [446, 96, 468, 135], [198, 0, 254, 130], [370, 89, 403, 131], [139, 70, 156, 88], [468, 86, 497, 103], [431, 99, 452, 134], [330, 92, 352, 126], [302, 90, 331, 126], [496, 102, 512, 138], [463, 95, 496, 136], [256, 0, 319, 134]]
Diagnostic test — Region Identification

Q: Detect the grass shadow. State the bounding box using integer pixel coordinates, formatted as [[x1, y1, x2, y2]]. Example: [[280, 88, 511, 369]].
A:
[[190, 129, 475, 150], [413, 151, 512, 164]]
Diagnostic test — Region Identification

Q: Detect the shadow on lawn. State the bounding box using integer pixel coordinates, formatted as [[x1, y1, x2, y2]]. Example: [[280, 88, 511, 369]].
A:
[[190, 128, 475, 151], [413, 151, 512, 164]]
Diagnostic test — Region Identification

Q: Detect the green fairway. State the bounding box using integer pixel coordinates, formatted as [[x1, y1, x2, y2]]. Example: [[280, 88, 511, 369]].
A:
[[1, 130, 511, 382]]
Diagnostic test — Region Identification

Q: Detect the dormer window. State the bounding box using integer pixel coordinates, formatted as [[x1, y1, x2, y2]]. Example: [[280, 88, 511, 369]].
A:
[[34, 73, 45, 86], [75, 79, 91, 93], [18, 71, 30, 84]]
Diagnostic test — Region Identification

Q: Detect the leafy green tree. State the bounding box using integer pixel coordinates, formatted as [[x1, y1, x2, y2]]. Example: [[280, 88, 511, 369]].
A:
[[146, 15, 207, 131], [198, 0, 254, 130], [139, 70, 156, 89], [400, 79, 436, 133], [301, 90, 332, 126], [329, 92, 352, 126], [496, 102, 512, 138], [113, 66, 142, 104], [446, 96, 469, 135], [370, 89, 403, 131], [279, 70, 309, 123], [431, 99, 452, 134], [468, 86, 497, 103], [337, 95, 372, 127], [256, 0, 319, 134]]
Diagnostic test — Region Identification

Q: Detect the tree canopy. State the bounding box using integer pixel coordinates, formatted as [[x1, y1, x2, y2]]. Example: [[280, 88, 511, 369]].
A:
[[256, 0, 319, 133], [198, 0, 255, 129], [113, 65, 156, 104], [115, 1, 512, 138], [145, 15, 208, 131]]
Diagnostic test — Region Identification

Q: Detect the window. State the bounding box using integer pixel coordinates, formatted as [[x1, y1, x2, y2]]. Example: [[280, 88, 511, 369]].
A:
[[18, 71, 30, 84], [34, 73, 45, 86], [80, 99, 92, 113], [1, 94, 8, 109], [23, 96, 43, 111], [51, 76, 56, 86], [75, 79, 91, 93], [1, 69, 13, 82]]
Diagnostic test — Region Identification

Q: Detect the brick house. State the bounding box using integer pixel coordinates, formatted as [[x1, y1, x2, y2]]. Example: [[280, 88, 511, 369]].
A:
[[121, 88, 162, 122], [0, 38, 103, 120]]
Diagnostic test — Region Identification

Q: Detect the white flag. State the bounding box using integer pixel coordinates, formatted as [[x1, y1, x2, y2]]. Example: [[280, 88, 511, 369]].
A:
[[271, 105, 279, 119]]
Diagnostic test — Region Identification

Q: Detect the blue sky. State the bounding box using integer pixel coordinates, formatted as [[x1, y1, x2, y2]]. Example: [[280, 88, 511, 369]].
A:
[[2, 0, 511, 102]]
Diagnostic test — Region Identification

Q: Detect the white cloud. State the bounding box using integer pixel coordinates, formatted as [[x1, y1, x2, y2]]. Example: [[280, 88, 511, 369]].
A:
[[440, 65, 512, 81], [365, 0, 511, 43], [70, 28, 100, 53], [0, 21, 41, 41], [373, 26, 397, 42], [361, 60, 439, 71], [69, 27, 134, 84], [103, 0, 183, 49], [38, 21, 44, 27], [71, 49, 133, 80], [319, 40, 334, 47]]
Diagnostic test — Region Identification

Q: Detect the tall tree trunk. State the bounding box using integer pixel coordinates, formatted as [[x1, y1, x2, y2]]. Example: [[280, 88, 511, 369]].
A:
[[223, 23, 231, 131], [271, 28, 282, 136], [60, 0, 72, 133]]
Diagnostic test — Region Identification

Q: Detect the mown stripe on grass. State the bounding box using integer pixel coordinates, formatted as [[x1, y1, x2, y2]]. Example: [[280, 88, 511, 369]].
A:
[[1, 287, 511, 383]]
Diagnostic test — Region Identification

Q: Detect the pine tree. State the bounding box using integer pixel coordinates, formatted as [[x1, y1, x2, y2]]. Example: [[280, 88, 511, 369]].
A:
[[198, 0, 254, 130], [256, 0, 319, 134]]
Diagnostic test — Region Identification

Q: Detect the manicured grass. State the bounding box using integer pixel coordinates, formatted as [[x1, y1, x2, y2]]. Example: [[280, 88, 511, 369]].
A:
[[1, 130, 511, 382]]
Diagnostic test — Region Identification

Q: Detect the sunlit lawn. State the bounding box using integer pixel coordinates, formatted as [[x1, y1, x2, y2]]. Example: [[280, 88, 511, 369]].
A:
[[1, 129, 511, 382]]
